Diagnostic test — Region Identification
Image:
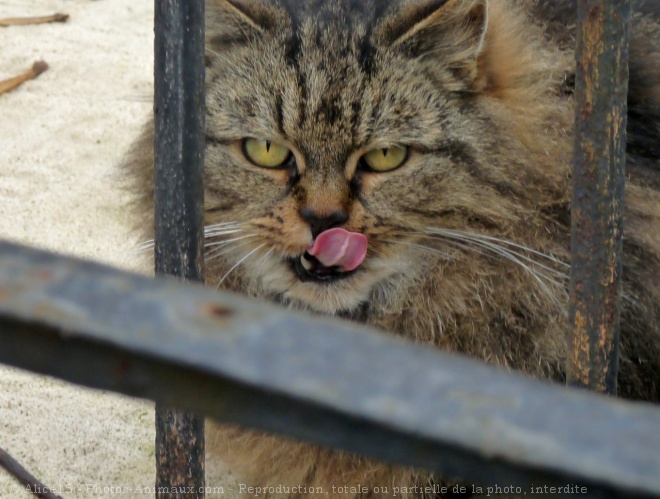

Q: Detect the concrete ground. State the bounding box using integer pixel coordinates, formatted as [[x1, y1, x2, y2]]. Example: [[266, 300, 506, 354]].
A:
[[0, 1, 231, 497]]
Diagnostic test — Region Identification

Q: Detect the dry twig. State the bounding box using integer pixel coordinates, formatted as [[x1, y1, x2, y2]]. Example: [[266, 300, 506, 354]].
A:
[[0, 61, 49, 96], [0, 13, 69, 27]]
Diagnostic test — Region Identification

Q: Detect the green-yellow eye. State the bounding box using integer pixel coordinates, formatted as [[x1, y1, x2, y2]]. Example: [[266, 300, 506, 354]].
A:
[[361, 145, 409, 172], [243, 138, 291, 168]]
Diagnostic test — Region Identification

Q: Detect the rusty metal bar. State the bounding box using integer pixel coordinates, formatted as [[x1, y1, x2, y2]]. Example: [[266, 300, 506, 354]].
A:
[[0, 242, 659, 497], [153, 0, 206, 495], [569, 0, 631, 394]]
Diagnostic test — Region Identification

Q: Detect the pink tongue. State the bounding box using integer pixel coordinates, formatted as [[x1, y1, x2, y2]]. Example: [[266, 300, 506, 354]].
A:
[[307, 228, 368, 272]]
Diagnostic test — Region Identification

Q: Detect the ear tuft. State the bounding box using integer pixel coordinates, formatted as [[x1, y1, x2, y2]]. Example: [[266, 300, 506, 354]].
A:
[[377, 0, 488, 89], [207, 0, 280, 50]]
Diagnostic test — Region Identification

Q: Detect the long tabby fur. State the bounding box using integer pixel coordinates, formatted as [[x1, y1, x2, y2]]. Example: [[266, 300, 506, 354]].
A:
[[125, 0, 660, 496]]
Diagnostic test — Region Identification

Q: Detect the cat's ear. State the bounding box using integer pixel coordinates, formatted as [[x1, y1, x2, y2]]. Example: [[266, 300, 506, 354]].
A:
[[207, 0, 281, 49], [376, 0, 488, 89]]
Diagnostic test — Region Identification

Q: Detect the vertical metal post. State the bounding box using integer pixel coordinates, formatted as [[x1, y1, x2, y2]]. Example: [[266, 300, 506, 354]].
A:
[[153, 0, 206, 496], [569, 0, 631, 394]]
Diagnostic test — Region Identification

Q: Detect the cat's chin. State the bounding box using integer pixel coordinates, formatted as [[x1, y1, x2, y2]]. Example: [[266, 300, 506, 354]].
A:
[[277, 268, 378, 314], [283, 279, 371, 314], [246, 256, 399, 315]]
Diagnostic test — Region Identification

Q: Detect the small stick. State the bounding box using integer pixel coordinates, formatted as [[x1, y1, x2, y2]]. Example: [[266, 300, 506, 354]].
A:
[[0, 446, 63, 499], [0, 61, 49, 96], [0, 13, 69, 27]]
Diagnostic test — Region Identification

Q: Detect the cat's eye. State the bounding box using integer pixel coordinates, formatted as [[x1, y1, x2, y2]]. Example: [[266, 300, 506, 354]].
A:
[[361, 145, 409, 172], [243, 138, 291, 168]]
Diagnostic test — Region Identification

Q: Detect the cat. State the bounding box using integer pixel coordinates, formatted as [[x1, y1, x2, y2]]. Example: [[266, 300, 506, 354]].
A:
[[125, 0, 660, 496]]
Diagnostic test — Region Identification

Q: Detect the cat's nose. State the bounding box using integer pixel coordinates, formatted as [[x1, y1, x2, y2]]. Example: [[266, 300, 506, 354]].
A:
[[300, 208, 348, 239]]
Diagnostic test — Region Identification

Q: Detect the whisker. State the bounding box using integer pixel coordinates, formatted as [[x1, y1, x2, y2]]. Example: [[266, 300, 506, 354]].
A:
[[423, 236, 497, 261], [394, 228, 569, 307], [205, 221, 241, 229], [254, 247, 275, 277], [419, 229, 569, 278], [467, 239, 564, 300], [135, 239, 155, 248], [217, 243, 267, 288], [134, 222, 244, 254], [132, 244, 154, 255], [205, 222, 242, 232], [205, 222, 241, 230], [204, 231, 244, 243], [204, 226, 243, 237], [383, 239, 456, 260], [205, 230, 241, 235], [206, 237, 258, 262], [205, 234, 255, 249], [426, 228, 569, 269], [420, 233, 568, 282]]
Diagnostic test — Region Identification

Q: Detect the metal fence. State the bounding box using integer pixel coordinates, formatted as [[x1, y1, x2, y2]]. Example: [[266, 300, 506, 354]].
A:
[[1, 0, 658, 497]]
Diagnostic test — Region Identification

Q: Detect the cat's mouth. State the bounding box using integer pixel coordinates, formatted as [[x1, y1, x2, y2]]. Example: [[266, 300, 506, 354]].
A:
[[291, 252, 358, 283], [290, 227, 368, 284]]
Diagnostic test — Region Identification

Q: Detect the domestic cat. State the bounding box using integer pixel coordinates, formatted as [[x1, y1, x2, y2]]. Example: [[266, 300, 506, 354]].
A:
[[125, 0, 660, 496]]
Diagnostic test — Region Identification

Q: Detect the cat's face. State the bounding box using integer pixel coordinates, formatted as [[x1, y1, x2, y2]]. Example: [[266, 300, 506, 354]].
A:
[[202, 0, 564, 314]]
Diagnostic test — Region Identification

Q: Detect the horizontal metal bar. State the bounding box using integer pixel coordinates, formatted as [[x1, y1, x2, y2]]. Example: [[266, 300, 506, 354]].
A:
[[0, 240, 659, 497]]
